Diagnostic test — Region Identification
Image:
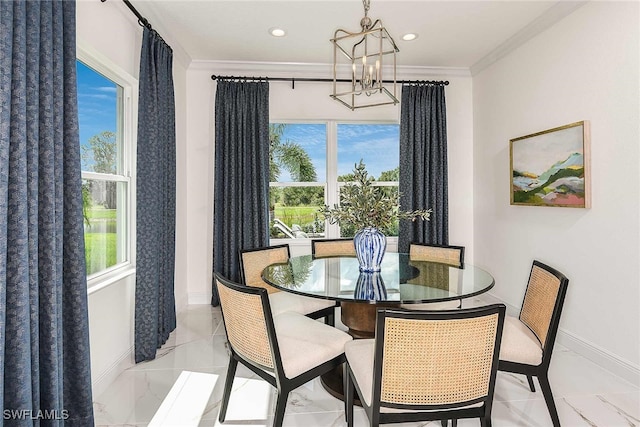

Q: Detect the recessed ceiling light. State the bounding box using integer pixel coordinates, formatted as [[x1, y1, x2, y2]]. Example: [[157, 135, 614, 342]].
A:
[[269, 27, 287, 37], [402, 33, 418, 41]]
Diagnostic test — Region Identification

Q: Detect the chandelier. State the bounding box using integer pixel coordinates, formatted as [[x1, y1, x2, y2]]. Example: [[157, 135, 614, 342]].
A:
[[331, 0, 399, 110]]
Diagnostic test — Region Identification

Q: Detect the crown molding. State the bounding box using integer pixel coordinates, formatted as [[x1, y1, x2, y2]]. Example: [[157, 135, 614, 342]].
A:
[[190, 60, 471, 80], [470, 1, 588, 76]]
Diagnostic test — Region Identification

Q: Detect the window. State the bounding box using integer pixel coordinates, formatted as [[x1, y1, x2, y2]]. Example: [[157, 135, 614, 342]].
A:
[[77, 55, 135, 282], [269, 122, 399, 240]]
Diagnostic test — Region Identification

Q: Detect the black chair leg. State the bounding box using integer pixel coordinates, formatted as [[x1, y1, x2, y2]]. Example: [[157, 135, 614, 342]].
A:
[[345, 366, 354, 427], [452, 420, 458, 427], [273, 389, 290, 427], [527, 375, 536, 392], [440, 420, 448, 427], [325, 311, 335, 327], [480, 417, 491, 427], [219, 356, 238, 422], [538, 372, 561, 427]]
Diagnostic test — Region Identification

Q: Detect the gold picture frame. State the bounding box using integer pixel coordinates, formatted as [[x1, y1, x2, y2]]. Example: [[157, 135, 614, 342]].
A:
[[510, 121, 591, 208]]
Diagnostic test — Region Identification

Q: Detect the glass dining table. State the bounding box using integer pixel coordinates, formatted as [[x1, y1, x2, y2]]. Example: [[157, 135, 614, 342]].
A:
[[263, 252, 495, 337], [262, 252, 495, 401]]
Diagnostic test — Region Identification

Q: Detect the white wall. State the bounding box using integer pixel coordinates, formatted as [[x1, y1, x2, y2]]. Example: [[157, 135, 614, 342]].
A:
[[184, 63, 474, 303], [473, 1, 639, 382], [77, 0, 190, 397]]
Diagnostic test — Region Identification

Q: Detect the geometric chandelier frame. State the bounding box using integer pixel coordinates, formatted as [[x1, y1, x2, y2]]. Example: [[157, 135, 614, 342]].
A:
[[331, 0, 400, 110]]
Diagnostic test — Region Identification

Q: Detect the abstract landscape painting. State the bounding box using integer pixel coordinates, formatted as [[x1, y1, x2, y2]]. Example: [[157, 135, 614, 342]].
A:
[[510, 121, 591, 208]]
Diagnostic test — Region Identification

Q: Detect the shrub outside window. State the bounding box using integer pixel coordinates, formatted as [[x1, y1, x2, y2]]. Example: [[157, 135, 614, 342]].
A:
[[269, 122, 399, 240]]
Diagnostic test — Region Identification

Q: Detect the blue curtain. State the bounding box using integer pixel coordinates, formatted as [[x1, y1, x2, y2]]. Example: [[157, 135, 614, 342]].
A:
[[134, 28, 176, 363], [398, 84, 449, 252], [0, 1, 94, 425], [212, 81, 270, 305]]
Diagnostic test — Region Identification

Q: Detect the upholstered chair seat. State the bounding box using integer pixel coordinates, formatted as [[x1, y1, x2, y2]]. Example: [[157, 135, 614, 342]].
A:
[[499, 316, 543, 366], [272, 311, 352, 379], [498, 260, 569, 427], [215, 273, 352, 427], [268, 291, 336, 318]]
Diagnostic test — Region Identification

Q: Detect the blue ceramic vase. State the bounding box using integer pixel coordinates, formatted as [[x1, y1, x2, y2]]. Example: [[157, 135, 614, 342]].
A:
[[354, 272, 387, 300], [353, 226, 387, 272]]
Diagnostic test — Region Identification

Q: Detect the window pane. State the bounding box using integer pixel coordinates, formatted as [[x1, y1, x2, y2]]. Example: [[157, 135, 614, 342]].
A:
[[77, 59, 128, 278], [270, 186, 325, 239], [77, 61, 122, 174], [337, 124, 399, 181], [270, 123, 326, 183], [83, 179, 126, 275]]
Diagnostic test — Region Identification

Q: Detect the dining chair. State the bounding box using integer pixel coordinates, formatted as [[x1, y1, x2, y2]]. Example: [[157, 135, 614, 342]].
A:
[[498, 260, 569, 427], [239, 244, 337, 325], [400, 242, 466, 310], [344, 304, 506, 427], [311, 238, 357, 258], [409, 242, 465, 267], [214, 273, 352, 427]]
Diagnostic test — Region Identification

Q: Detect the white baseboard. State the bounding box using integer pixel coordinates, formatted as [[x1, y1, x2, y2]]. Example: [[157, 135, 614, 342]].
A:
[[92, 347, 134, 399], [188, 292, 212, 305], [557, 329, 640, 387], [483, 291, 640, 387]]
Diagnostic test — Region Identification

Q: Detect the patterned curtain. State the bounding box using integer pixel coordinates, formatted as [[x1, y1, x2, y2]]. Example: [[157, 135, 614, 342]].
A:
[[0, 1, 94, 424], [212, 81, 270, 305], [134, 28, 176, 363], [398, 84, 449, 252]]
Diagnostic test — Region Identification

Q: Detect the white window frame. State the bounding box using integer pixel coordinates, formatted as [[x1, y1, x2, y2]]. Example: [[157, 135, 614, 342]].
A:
[[77, 43, 138, 293], [270, 120, 399, 252]]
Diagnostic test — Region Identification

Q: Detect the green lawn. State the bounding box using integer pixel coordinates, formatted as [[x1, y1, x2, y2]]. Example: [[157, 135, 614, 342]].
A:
[[84, 206, 118, 275], [85, 232, 117, 275], [273, 205, 322, 225], [86, 206, 116, 220]]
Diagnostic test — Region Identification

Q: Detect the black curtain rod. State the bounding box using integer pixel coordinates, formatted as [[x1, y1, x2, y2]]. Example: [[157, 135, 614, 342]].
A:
[[211, 74, 448, 89], [122, 0, 152, 30], [101, 0, 156, 33], [100, 0, 151, 30]]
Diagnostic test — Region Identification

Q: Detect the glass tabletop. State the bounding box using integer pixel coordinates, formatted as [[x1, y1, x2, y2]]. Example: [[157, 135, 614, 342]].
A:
[[262, 253, 494, 304]]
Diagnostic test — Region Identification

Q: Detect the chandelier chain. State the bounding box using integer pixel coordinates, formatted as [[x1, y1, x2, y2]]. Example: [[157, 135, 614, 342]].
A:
[[362, 0, 370, 17]]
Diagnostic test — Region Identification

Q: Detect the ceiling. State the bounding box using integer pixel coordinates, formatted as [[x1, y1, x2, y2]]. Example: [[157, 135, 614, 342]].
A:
[[132, 1, 576, 69]]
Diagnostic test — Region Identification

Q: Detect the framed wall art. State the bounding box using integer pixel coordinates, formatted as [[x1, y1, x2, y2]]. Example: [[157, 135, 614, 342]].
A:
[[510, 121, 591, 208]]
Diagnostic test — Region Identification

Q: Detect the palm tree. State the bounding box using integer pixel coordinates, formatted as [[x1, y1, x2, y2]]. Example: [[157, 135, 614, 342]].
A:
[[269, 124, 316, 182], [269, 124, 321, 237]]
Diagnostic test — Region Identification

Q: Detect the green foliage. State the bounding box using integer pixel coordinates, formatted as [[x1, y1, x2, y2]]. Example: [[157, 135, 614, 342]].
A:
[[320, 161, 431, 231], [269, 124, 317, 182], [82, 131, 118, 209], [337, 172, 356, 182], [82, 131, 117, 173], [82, 182, 92, 226], [282, 186, 323, 206], [378, 167, 399, 181]]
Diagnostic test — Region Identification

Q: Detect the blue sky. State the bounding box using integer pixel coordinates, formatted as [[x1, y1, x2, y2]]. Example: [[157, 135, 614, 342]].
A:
[[75, 62, 399, 180], [276, 123, 399, 182], [77, 61, 117, 169]]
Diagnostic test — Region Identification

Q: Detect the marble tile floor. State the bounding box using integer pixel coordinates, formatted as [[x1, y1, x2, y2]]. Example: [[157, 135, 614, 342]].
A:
[[94, 303, 640, 427]]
